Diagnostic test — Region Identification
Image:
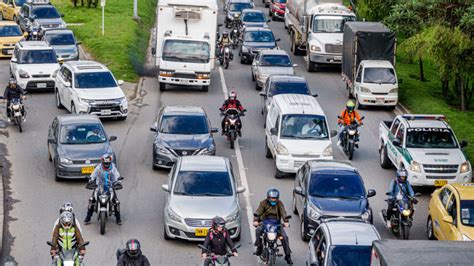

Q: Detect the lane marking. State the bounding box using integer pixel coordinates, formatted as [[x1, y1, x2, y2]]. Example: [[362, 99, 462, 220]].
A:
[[219, 67, 256, 243]]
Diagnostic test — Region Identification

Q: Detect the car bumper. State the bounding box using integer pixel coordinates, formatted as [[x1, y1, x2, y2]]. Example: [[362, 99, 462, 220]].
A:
[[407, 169, 472, 187], [159, 75, 210, 86], [17, 78, 55, 90], [276, 154, 333, 173], [0, 47, 15, 57], [75, 101, 128, 118], [309, 53, 342, 65], [357, 93, 398, 106], [56, 163, 96, 179]]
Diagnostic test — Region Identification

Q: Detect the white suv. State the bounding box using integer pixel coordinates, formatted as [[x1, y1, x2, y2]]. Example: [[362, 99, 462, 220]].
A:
[[10, 41, 60, 91], [54, 61, 128, 120]]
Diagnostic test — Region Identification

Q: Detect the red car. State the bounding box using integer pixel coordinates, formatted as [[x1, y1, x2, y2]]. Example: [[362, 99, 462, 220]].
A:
[[268, 0, 286, 20]]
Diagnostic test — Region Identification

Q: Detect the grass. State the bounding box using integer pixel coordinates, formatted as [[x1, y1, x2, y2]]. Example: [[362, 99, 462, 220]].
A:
[[396, 54, 474, 164], [51, 0, 158, 82]]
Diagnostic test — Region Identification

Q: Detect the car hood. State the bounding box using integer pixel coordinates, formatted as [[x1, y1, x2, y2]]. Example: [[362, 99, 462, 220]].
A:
[[279, 139, 331, 155], [0, 36, 23, 44], [257, 66, 294, 76], [243, 42, 276, 50], [17, 63, 59, 75], [309, 196, 366, 216], [170, 195, 237, 218], [75, 88, 125, 100], [408, 148, 467, 164], [59, 142, 112, 160], [158, 133, 212, 149], [243, 22, 267, 28]]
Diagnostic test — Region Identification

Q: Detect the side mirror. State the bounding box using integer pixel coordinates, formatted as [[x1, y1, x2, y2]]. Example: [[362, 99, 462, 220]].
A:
[[48, 136, 56, 143], [117, 80, 124, 85], [236, 186, 246, 193], [293, 64, 298, 67], [118, 176, 124, 181], [161, 184, 170, 192], [361, 116, 365, 120], [267, 19, 271, 23], [312, 93, 318, 97], [270, 127, 277, 135], [64, 81, 71, 88], [460, 140, 468, 148], [392, 138, 401, 147], [76, 41, 82, 45], [150, 122, 158, 132], [275, 38, 281, 42], [330, 130, 337, 138], [60, 13, 65, 18], [367, 189, 376, 197], [46, 241, 54, 247], [442, 215, 453, 224], [151, 47, 156, 55], [211, 128, 218, 133], [11, 58, 17, 63], [294, 186, 305, 197], [259, 91, 266, 97], [109, 136, 117, 141]]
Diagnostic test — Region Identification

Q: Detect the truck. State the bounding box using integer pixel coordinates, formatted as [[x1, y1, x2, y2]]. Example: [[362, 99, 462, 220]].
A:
[[152, 0, 218, 92], [284, 0, 355, 72], [342, 22, 398, 109], [378, 114, 472, 188]]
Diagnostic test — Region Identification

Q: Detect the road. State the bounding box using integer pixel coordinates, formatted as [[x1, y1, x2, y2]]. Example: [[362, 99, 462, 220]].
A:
[[0, 1, 432, 265]]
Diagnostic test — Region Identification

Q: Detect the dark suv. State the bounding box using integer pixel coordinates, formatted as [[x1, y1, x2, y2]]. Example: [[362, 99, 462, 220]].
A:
[[18, 1, 66, 32], [150, 106, 218, 170]]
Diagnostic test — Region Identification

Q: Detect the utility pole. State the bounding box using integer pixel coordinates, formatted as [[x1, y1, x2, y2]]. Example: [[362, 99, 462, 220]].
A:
[[133, 0, 141, 22]]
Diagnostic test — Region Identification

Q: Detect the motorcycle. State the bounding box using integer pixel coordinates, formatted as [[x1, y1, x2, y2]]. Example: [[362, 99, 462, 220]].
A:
[[220, 108, 245, 149], [338, 116, 364, 160], [229, 22, 241, 49], [0, 96, 27, 133], [47, 240, 89, 266], [198, 243, 241, 266], [218, 44, 233, 69], [254, 216, 291, 266], [382, 191, 417, 240], [85, 176, 124, 235], [26, 26, 41, 41]]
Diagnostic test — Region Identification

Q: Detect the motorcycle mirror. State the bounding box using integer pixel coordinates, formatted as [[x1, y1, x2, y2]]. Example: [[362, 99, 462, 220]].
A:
[[275, 38, 281, 42], [253, 213, 259, 217], [385, 192, 391, 196], [285, 215, 292, 220], [234, 244, 241, 249], [270, 128, 278, 135], [367, 189, 376, 197], [361, 116, 365, 120], [46, 241, 54, 247], [78, 241, 90, 248], [330, 130, 337, 138], [118, 176, 124, 181], [109, 136, 117, 141], [211, 128, 218, 133]]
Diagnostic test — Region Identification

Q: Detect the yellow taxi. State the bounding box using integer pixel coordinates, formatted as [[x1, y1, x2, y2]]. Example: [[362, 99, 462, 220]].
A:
[[0, 21, 24, 57], [427, 183, 474, 241], [0, 0, 27, 22]]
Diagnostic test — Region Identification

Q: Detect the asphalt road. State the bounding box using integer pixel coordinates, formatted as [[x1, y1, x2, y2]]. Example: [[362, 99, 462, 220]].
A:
[[0, 1, 433, 265]]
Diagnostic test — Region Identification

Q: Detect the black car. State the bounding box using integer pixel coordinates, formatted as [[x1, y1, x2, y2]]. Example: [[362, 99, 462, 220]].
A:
[[292, 160, 376, 241], [224, 0, 254, 27], [239, 27, 280, 64], [47, 114, 117, 181], [150, 106, 218, 170]]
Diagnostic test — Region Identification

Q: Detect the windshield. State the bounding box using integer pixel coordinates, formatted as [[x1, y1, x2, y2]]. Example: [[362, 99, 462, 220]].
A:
[[74, 72, 117, 88], [242, 12, 265, 22], [18, 50, 57, 64], [280, 114, 329, 140], [309, 173, 365, 198], [269, 81, 309, 96], [406, 128, 458, 149], [460, 200, 474, 226], [244, 31, 274, 42], [0, 25, 22, 37], [229, 3, 252, 12], [274, 0, 286, 3], [32, 6, 60, 19], [364, 68, 396, 84], [44, 33, 75, 45], [60, 124, 107, 144], [162, 40, 210, 63], [160, 115, 209, 134], [312, 15, 355, 33], [328, 245, 372, 266], [173, 171, 233, 196], [260, 55, 291, 67], [15, 0, 27, 5]]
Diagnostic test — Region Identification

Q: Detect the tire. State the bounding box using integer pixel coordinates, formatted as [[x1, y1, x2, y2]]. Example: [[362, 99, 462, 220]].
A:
[[202, 85, 209, 92], [292, 195, 298, 215], [348, 142, 354, 160], [99, 212, 107, 235], [306, 60, 316, 73], [159, 82, 166, 92], [53, 160, 61, 182], [15, 116, 22, 133], [230, 139, 235, 149], [164, 224, 172, 240], [275, 167, 284, 179], [233, 231, 241, 242], [55, 90, 64, 109], [427, 216, 436, 240], [224, 60, 229, 69], [240, 56, 245, 64], [380, 145, 392, 169], [265, 139, 272, 158], [71, 103, 77, 114], [355, 97, 364, 109], [300, 216, 310, 242], [347, 84, 354, 99], [401, 223, 410, 240]]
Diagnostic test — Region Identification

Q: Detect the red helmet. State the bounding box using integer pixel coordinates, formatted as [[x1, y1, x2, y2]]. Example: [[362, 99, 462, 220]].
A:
[[101, 153, 113, 170], [229, 91, 237, 100]]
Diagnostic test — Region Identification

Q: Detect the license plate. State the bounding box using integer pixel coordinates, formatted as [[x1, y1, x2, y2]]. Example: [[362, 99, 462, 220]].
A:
[[37, 83, 47, 88], [81, 166, 95, 174], [434, 180, 448, 186], [6, 50, 13, 55], [179, 79, 190, 85], [376, 97, 384, 100], [195, 228, 208, 237], [100, 109, 112, 115], [334, 56, 342, 61]]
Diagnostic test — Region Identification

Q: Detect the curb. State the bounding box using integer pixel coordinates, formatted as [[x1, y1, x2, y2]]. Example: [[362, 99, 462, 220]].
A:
[[394, 102, 411, 116], [0, 157, 4, 260]]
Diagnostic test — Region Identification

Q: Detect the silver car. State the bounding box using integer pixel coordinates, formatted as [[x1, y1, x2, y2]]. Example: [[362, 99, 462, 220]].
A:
[[162, 156, 245, 241], [251, 49, 296, 90], [42, 29, 80, 61]]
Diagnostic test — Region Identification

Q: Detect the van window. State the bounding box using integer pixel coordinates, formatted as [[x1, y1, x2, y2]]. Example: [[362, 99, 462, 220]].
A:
[[273, 116, 280, 134], [280, 114, 329, 140], [390, 119, 400, 136]]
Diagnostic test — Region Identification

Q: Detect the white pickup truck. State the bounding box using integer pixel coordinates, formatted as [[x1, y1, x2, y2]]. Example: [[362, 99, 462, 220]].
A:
[[378, 114, 471, 187]]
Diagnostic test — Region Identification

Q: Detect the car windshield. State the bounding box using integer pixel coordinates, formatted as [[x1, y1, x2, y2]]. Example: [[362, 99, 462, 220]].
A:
[[32, 6, 60, 19], [269, 81, 309, 96], [162, 40, 210, 63], [15, 0, 27, 5], [173, 171, 233, 196], [44, 33, 75, 45], [328, 245, 372, 266], [405, 128, 458, 149], [260, 55, 291, 67], [364, 68, 396, 84], [309, 172, 365, 198], [18, 50, 57, 64], [229, 3, 252, 12], [0, 25, 22, 37], [244, 31, 274, 42], [312, 15, 355, 33], [74, 72, 117, 88], [460, 200, 474, 226], [60, 123, 107, 144], [274, 0, 286, 3], [280, 114, 329, 140], [160, 115, 209, 134], [242, 12, 265, 22]]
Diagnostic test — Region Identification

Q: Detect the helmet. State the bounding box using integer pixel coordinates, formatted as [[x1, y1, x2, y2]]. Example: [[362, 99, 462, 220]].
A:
[[229, 91, 237, 100], [101, 154, 113, 170], [396, 169, 408, 183], [125, 239, 141, 258], [8, 78, 17, 88], [59, 202, 73, 214], [223, 31, 229, 37], [212, 216, 226, 231], [267, 188, 280, 206], [59, 211, 74, 229], [346, 100, 355, 112]]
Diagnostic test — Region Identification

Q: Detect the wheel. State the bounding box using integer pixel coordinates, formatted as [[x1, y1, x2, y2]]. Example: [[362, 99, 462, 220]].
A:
[[233, 231, 241, 242], [251, 71, 255, 81], [347, 84, 354, 99], [275, 167, 284, 179], [292, 195, 298, 215], [15, 116, 22, 133], [219, 58, 224, 65], [71, 103, 77, 114], [230, 139, 235, 149], [255, 83, 261, 90], [300, 216, 310, 241], [48, 151, 52, 162], [240, 56, 245, 64], [348, 142, 354, 160], [380, 145, 392, 169], [202, 85, 209, 92], [159, 82, 166, 91], [55, 89, 64, 109], [163, 224, 172, 240], [99, 212, 106, 235], [53, 160, 61, 182], [427, 216, 436, 240], [306, 60, 316, 72], [265, 139, 272, 158], [224, 60, 229, 69], [269, 252, 276, 266], [401, 223, 410, 240], [355, 97, 364, 109]]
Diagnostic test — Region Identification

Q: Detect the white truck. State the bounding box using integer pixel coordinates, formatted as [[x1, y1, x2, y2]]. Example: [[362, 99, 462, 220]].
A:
[[152, 0, 218, 92], [379, 114, 472, 188], [284, 0, 355, 72]]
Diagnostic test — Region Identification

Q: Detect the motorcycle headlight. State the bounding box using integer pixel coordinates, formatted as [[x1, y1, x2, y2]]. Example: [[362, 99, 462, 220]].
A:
[[410, 161, 422, 173], [276, 143, 288, 155], [59, 157, 72, 165], [155, 143, 170, 154], [389, 88, 398, 93], [167, 207, 182, 223], [267, 232, 277, 241], [224, 47, 230, 53], [99, 195, 108, 204], [348, 130, 357, 135], [360, 87, 371, 93], [323, 144, 333, 157], [225, 208, 240, 223], [12, 105, 20, 110], [310, 45, 321, 52], [460, 161, 471, 174], [462, 234, 472, 241], [361, 209, 371, 221], [308, 205, 321, 220], [19, 69, 30, 79], [402, 209, 411, 217]]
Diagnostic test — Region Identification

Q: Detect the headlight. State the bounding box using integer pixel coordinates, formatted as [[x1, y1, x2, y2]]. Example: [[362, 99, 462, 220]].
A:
[[360, 87, 371, 93], [197, 147, 214, 155], [460, 161, 471, 174], [361, 209, 371, 221], [59, 157, 72, 164], [402, 209, 411, 217], [348, 130, 357, 135], [225, 209, 240, 223], [118, 97, 127, 105], [310, 45, 321, 52], [167, 207, 182, 223], [80, 98, 94, 104], [323, 144, 333, 157], [389, 88, 398, 93], [276, 143, 288, 155], [159, 70, 174, 77], [308, 205, 321, 220], [60, 23, 67, 28], [267, 232, 277, 241], [52, 70, 58, 78], [242, 46, 249, 53], [462, 234, 472, 241], [196, 73, 210, 79], [155, 143, 170, 154], [19, 69, 30, 79], [410, 161, 422, 173]]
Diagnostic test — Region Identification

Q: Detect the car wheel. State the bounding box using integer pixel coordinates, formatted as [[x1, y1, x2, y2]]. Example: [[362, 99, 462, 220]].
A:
[[380, 144, 392, 169], [292, 195, 298, 215], [163, 224, 172, 240], [255, 82, 261, 90], [233, 231, 241, 242], [300, 216, 310, 242], [427, 216, 436, 240], [159, 82, 166, 92], [71, 102, 77, 114], [240, 56, 245, 64], [53, 160, 61, 182], [355, 97, 364, 109], [251, 71, 255, 81], [55, 89, 64, 109], [265, 139, 272, 158], [275, 167, 284, 179]]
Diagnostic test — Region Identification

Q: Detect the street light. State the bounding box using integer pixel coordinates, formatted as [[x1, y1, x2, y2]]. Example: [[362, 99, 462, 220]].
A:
[[133, 0, 140, 21]]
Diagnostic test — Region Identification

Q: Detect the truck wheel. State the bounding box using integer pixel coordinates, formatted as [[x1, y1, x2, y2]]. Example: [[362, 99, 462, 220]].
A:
[[159, 82, 166, 92], [275, 168, 284, 179], [427, 216, 436, 240], [202, 85, 209, 92], [355, 98, 364, 109], [380, 145, 392, 169], [306, 60, 316, 73]]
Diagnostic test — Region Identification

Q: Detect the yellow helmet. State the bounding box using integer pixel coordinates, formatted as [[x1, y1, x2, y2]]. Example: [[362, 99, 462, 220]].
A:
[[346, 100, 355, 111]]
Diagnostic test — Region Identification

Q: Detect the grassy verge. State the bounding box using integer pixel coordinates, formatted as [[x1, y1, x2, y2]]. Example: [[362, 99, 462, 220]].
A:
[[396, 54, 473, 164], [51, 0, 157, 82]]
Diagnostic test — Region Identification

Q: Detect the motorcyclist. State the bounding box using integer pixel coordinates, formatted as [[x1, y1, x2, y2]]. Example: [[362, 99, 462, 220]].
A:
[[254, 188, 292, 265], [117, 239, 150, 266], [385, 169, 416, 228], [3, 78, 26, 123], [50, 211, 86, 260], [201, 216, 238, 265], [219, 91, 246, 136], [218, 31, 233, 57], [84, 153, 122, 225], [337, 100, 363, 146]]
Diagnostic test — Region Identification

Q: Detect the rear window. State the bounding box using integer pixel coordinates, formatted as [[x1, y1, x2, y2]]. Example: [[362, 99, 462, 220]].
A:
[[328, 245, 372, 266], [260, 55, 291, 67], [269, 81, 309, 96]]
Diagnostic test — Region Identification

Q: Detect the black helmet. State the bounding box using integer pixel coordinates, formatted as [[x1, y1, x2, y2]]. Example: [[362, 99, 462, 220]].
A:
[[126, 239, 141, 258], [212, 216, 226, 230], [101, 153, 113, 170]]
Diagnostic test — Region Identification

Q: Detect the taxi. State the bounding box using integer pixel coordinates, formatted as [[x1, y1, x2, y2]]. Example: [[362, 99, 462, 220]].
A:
[[0, 21, 25, 57], [0, 0, 27, 22], [427, 183, 474, 241]]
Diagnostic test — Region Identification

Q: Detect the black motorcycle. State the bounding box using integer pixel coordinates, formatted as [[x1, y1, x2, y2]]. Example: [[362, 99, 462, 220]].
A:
[[218, 44, 233, 69], [47, 240, 89, 266], [382, 192, 417, 240], [221, 108, 245, 149], [26, 26, 41, 41], [255, 216, 291, 266], [229, 23, 240, 49], [198, 243, 241, 266], [338, 116, 364, 160], [0, 96, 27, 133]]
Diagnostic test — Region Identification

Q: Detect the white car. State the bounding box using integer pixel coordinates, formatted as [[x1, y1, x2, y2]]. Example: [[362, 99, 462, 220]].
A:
[[54, 61, 128, 120], [10, 41, 60, 91]]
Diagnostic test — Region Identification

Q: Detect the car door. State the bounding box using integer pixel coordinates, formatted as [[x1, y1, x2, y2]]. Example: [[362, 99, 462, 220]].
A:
[[308, 228, 324, 266], [392, 123, 406, 167], [433, 187, 452, 239], [294, 164, 306, 214], [62, 67, 75, 110], [444, 193, 461, 240], [56, 66, 67, 102], [18, 5, 28, 31], [48, 118, 59, 162]]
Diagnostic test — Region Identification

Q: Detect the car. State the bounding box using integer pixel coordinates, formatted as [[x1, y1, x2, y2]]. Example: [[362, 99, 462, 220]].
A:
[[0, 21, 25, 58], [224, 0, 254, 27], [268, 0, 286, 20], [251, 49, 296, 90], [54, 60, 128, 120], [47, 114, 118, 181], [307, 219, 380, 266], [18, 0, 66, 32], [240, 9, 268, 28], [293, 160, 376, 241], [149, 106, 218, 170], [162, 156, 246, 241], [0, 0, 27, 22], [41, 29, 80, 61], [10, 41, 59, 91], [427, 183, 474, 241], [239, 27, 280, 64]]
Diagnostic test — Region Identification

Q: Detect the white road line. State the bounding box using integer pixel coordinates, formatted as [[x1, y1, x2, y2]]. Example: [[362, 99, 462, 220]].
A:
[[219, 67, 256, 243]]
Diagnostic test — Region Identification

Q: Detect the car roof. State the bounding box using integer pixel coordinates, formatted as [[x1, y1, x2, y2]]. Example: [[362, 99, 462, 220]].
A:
[[0, 21, 20, 26], [272, 94, 324, 115], [179, 156, 228, 172], [43, 29, 74, 35], [64, 60, 110, 73], [324, 220, 380, 245], [242, 8, 263, 14], [17, 41, 53, 50], [228, 0, 253, 3], [259, 50, 289, 56], [268, 74, 306, 83], [406, 119, 449, 129], [56, 114, 102, 125], [307, 160, 356, 173], [450, 184, 474, 200], [244, 27, 272, 32], [360, 60, 394, 68], [162, 106, 206, 116]]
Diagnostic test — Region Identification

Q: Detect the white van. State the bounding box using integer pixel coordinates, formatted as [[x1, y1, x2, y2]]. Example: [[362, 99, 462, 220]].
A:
[[265, 94, 336, 178]]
